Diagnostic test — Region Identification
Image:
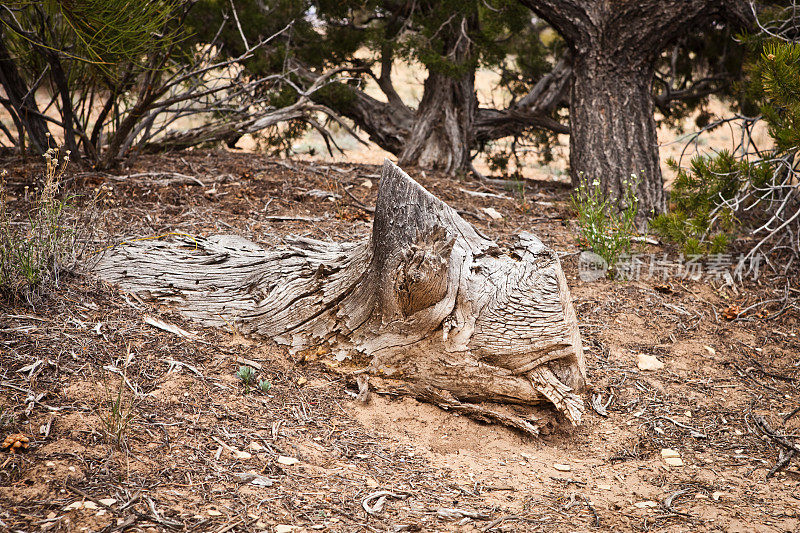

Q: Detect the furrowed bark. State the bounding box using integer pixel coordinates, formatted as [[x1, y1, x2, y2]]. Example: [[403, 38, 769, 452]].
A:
[[398, 66, 476, 174], [94, 160, 586, 435], [518, 0, 751, 220], [569, 56, 664, 216]]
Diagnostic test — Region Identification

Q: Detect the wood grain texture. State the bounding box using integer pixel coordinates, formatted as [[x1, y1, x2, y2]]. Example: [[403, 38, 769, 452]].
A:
[[95, 160, 586, 434]]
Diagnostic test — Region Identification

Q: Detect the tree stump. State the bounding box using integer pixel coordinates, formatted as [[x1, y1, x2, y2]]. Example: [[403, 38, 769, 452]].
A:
[[95, 160, 586, 436]]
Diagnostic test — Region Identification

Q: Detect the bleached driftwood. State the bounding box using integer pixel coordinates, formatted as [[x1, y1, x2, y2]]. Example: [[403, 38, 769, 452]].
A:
[[95, 160, 586, 435]]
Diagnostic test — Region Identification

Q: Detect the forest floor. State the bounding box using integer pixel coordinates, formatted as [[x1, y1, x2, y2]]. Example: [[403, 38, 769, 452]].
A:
[[1, 149, 799, 533]]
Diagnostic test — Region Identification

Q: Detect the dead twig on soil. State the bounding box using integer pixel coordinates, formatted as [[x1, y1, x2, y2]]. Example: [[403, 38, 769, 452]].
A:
[[663, 489, 692, 517], [752, 415, 800, 478], [590, 391, 613, 417], [361, 490, 408, 516], [66, 484, 182, 529], [483, 514, 523, 531], [784, 405, 800, 423], [339, 183, 375, 214]]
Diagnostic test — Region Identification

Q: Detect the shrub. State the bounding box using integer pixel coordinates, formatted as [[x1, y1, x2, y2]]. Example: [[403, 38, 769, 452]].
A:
[[237, 365, 255, 394], [0, 147, 87, 304], [571, 174, 640, 275], [650, 152, 773, 255], [652, 36, 800, 261], [98, 372, 137, 449]]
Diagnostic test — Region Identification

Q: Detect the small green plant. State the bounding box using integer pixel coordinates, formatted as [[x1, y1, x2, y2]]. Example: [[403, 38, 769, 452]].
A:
[[98, 373, 136, 448], [571, 174, 640, 274], [258, 379, 272, 393], [237, 365, 255, 393], [0, 143, 87, 303]]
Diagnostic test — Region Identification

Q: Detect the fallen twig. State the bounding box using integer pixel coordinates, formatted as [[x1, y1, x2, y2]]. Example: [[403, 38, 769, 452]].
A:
[[483, 514, 523, 531], [663, 489, 692, 517], [361, 490, 407, 516], [753, 414, 800, 478]]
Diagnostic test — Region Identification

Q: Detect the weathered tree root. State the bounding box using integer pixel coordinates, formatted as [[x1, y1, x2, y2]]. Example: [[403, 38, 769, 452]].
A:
[[95, 160, 586, 434]]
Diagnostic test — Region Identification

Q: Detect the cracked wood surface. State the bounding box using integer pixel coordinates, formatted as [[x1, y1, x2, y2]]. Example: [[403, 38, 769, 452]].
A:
[[95, 160, 586, 434]]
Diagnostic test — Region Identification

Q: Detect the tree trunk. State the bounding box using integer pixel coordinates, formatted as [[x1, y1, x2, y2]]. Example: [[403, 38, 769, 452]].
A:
[[570, 55, 664, 218], [398, 15, 477, 175], [518, 0, 751, 220], [94, 160, 586, 435], [398, 67, 476, 175]]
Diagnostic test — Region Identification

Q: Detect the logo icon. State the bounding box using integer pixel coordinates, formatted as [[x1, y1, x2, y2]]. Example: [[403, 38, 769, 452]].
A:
[[578, 251, 607, 282]]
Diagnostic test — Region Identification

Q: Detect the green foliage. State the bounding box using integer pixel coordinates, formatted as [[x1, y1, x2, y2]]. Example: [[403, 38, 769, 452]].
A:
[[571, 175, 640, 274], [55, 0, 183, 69], [0, 146, 85, 303], [4, 0, 184, 73], [98, 372, 137, 448], [258, 379, 272, 393], [653, 35, 800, 257], [759, 42, 800, 151], [0, 0, 189, 163], [650, 152, 753, 255], [237, 365, 255, 393]]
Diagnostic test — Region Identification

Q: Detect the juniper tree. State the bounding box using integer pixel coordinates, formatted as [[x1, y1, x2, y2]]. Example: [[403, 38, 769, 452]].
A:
[[188, 0, 752, 221], [0, 0, 185, 156], [186, 0, 571, 174]]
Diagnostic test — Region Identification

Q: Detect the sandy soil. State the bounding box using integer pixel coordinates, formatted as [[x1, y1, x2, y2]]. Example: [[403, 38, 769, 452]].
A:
[[0, 150, 798, 533]]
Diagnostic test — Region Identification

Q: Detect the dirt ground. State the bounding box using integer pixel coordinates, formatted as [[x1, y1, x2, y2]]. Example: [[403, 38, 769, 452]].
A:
[[1, 149, 799, 533]]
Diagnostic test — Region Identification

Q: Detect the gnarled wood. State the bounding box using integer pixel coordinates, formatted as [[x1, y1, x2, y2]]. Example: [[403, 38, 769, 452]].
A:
[[95, 160, 586, 435]]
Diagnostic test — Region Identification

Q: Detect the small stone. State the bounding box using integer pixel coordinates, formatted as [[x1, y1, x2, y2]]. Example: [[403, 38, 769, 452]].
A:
[[703, 345, 716, 356], [233, 450, 252, 460], [711, 491, 727, 501], [361, 179, 373, 189], [206, 509, 222, 517], [483, 207, 503, 220], [553, 463, 571, 472], [596, 484, 612, 490], [664, 457, 684, 467], [661, 448, 680, 459], [637, 353, 664, 371], [82, 502, 97, 510], [275, 526, 302, 533], [46, 461, 55, 467], [277, 456, 299, 466], [297, 376, 307, 386], [634, 501, 658, 509], [249, 441, 265, 452], [64, 502, 83, 511], [99, 498, 117, 506], [695, 493, 709, 499]]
